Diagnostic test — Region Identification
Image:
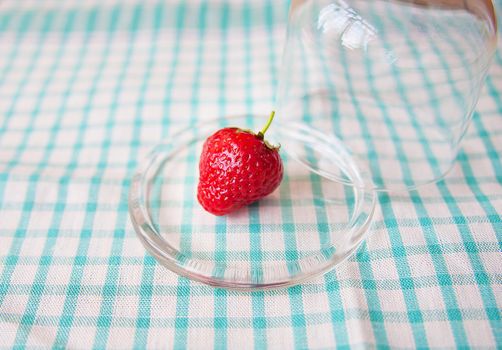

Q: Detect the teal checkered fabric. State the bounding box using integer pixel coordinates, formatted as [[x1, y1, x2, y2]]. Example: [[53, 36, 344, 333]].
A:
[[0, 1, 501, 348]]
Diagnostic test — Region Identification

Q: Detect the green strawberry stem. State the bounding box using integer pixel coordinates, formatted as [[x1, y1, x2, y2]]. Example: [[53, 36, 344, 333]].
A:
[[257, 110, 275, 139]]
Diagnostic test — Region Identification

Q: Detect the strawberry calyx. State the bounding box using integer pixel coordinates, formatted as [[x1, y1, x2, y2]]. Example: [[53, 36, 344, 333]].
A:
[[234, 111, 280, 151]]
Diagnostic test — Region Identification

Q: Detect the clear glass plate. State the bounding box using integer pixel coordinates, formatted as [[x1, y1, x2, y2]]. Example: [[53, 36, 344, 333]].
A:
[[128, 115, 375, 290]]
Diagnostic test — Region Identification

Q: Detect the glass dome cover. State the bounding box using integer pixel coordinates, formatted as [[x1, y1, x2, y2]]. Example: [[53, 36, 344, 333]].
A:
[[276, 0, 498, 191]]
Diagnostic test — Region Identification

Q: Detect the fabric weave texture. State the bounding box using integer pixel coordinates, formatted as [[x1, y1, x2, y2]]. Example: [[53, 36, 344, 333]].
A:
[[0, 1, 500, 348]]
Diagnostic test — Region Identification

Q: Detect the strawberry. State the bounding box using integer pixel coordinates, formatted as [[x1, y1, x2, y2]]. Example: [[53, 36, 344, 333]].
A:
[[197, 112, 283, 216]]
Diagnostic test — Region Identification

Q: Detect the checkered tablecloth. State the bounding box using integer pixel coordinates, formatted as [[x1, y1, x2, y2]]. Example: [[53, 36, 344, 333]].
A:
[[0, 1, 501, 348]]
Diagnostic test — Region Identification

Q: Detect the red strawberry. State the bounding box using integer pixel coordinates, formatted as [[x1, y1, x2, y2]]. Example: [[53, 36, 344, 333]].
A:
[[197, 112, 283, 216]]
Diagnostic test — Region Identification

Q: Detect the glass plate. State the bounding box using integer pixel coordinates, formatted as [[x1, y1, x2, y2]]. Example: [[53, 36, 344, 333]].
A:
[[128, 114, 375, 290]]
